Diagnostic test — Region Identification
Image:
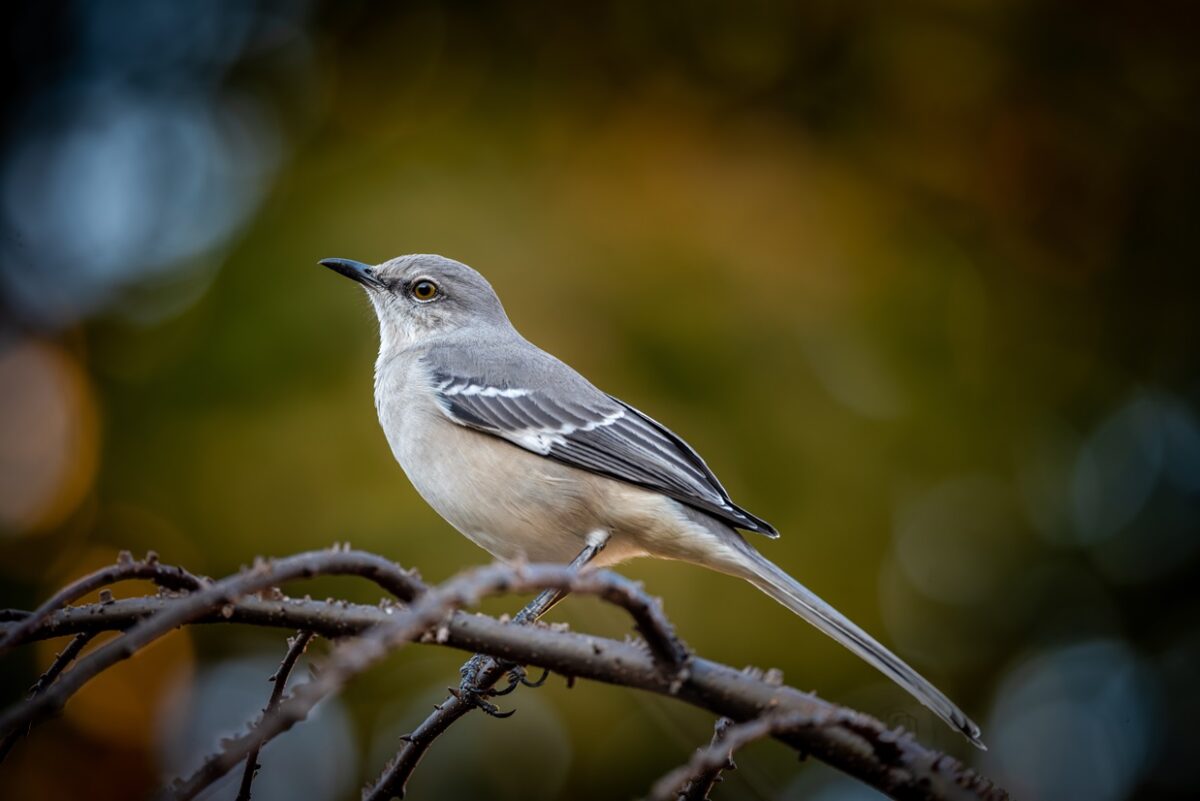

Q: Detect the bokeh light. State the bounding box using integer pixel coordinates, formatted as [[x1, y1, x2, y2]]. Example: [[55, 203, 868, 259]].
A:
[[1, 0, 307, 327], [2, 2, 1196, 799], [0, 338, 98, 536], [157, 654, 357, 801], [984, 641, 1161, 801]]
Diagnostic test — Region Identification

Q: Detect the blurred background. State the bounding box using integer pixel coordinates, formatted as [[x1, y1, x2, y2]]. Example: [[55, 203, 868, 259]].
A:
[[1, 1, 1197, 799]]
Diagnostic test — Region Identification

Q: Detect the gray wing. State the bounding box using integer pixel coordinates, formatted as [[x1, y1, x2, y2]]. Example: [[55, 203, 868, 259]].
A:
[[424, 356, 778, 538]]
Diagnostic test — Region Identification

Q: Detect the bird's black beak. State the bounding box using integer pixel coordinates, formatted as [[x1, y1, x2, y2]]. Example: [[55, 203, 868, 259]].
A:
[[320, 258, 386, 290]]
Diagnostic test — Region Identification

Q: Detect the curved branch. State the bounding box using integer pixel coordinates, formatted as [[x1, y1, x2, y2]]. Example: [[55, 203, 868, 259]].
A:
[[366, 540, 607, 801], [162, 563, 688, 801], [0, 556, 1005, 801], [0, 549, 422, 738], [647, 711, 837, 801], [0, 593, 1002, 801], [0, 551, 205, 650]]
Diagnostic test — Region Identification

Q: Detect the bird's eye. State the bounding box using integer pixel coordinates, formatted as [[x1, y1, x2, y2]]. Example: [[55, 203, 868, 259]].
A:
[[410, 279, 439, 302]]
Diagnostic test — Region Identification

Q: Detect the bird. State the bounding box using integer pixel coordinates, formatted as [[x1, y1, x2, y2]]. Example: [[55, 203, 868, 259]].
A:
[[321, 253, 983, 747]]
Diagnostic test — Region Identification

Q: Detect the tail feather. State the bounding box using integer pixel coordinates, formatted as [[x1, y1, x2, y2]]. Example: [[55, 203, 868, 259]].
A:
[[736, 548, 985, 748]]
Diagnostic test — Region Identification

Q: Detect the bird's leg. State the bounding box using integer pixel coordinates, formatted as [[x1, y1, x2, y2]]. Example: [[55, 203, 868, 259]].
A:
[[457, 534, 608, 711]]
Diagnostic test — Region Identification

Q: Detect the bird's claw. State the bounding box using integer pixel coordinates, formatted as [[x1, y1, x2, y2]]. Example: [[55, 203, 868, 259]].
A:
[[492, 664, 550, 696], [453, 660, 552, 716], [449, 684, 516, 718], [519, 666, 550, 688]]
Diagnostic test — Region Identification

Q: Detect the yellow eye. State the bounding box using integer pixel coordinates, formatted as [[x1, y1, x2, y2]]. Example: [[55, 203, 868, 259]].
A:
[[411, 279, 439, 301]]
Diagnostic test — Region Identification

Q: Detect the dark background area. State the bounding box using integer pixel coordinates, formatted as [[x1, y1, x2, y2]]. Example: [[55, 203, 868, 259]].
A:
[[2, 2, 1198, 799]]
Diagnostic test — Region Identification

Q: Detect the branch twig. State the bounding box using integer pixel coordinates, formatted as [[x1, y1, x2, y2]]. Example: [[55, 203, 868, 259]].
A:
[[0, 548, 422, 740], [366, 538, 606, 801], [0, 631, 97, 763], [647, 711, 838, 801], [0, 551, 204, 651], [235, 630, 315, 801], [676, 718, 735, 801]]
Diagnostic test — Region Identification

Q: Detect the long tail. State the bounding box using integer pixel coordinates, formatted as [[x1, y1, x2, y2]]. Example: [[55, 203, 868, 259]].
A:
[[733, 547, 985, 748]]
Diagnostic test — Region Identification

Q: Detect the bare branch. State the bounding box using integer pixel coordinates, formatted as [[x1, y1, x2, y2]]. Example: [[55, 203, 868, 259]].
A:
[[0, 592, 1002, 801], [365, 539, 606, 801], [161, 562, 688, 801], [0, 551, 205, 651], [235, 630, 315, 801], [676, 718, 735, 801], [6, 595, 391, 641], [0, 549, 422, 739], [0, 631, 97, 763], [0, 552, 1006, 801], [647, 711, 838, 801]]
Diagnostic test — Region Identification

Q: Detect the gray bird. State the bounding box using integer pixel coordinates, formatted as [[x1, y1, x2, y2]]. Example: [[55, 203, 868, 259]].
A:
[[321, 253, 983, 747]]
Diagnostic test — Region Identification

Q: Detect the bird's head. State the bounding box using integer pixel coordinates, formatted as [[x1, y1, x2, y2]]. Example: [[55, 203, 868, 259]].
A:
[[321, 254, 511, 348]]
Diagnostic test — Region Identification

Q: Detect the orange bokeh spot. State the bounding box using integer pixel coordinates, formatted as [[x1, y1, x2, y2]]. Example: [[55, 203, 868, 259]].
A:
[[0, 339, 99, 537]]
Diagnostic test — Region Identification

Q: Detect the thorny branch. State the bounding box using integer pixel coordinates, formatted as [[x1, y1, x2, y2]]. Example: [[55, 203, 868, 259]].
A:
[[163, 561, 688, 801], [0, 548, 423, 742], [647, 711, 843, 801], [0, 548, 1008, 801], [675, 717, 736, 801], [0, 631, 97, 762], [0, 551, 205, 651], [364, 537, 607, 801], [235, 630, 315, 801]]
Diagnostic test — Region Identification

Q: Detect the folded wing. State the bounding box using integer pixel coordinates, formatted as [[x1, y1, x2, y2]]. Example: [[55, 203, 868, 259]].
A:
[[427, 366, 778, 537]]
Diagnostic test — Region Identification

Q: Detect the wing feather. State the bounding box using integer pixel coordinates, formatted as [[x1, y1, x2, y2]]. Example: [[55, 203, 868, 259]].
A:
[[426, 362, 778, 538]]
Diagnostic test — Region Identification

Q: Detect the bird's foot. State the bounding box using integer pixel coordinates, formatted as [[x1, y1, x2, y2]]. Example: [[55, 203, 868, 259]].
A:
[[454, 654, 517, 717], [454, 659, 551, 717], [448, 683, 515, 718]]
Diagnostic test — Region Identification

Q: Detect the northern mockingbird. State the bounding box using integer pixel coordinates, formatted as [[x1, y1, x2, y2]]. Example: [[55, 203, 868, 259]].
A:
[[321, 253, 983, 747]]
